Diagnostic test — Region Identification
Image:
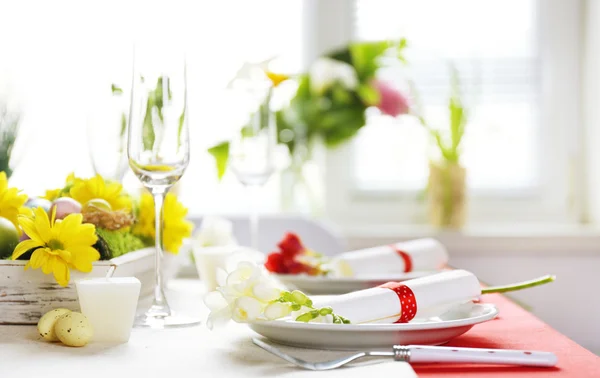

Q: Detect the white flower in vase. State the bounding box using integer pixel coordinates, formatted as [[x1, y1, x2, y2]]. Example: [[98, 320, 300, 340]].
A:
[[309, 57, 359, 94]]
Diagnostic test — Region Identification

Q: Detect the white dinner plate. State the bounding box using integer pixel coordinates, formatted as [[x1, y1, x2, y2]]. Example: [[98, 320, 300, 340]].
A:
[[274, 271, 438, 295], [249, 302, 498, 350]]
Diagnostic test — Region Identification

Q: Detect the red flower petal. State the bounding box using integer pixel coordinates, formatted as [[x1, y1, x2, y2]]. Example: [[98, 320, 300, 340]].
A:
[[277, 232, 305, 258], [264, 253, 287, 273]]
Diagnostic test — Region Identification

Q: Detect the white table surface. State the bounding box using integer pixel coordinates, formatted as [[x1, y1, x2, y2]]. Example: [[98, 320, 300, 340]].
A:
[[0, 279, 416, 378]]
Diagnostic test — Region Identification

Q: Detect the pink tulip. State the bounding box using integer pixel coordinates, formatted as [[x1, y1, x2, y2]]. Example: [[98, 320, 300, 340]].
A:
[[373, 80, 410, 117]]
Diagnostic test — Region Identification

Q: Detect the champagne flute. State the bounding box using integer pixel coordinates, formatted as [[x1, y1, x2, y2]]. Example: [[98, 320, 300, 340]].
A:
[[87, 90, 129, 182], [229, 77, 276, 250], [127, 44, 199, 328]]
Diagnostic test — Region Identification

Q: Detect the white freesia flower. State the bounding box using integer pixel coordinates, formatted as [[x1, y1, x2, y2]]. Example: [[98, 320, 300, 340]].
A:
[[264, 302, 293, 320], [204, 261, 283, 329], [309, 57, 358, 94], [195, 216, 238, 247]]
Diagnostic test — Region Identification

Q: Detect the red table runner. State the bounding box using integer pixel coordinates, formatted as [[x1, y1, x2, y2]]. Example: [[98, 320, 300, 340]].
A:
[[413, 293, 600, 377]]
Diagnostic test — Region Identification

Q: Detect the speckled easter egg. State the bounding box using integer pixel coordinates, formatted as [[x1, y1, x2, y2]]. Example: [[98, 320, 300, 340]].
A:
[[54, 312, 93, 347], [50, 198, 82, 220], [37, 308, 72, 342]]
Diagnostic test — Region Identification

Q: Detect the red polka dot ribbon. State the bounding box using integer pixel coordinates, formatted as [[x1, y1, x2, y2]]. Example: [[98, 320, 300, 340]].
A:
[[390, 246, 413, 272], [379, 282, 418, 323]]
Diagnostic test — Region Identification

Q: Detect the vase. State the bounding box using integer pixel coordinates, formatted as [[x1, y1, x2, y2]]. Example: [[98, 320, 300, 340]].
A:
[[427, 161, 467, 229], [280, 144, 325, 216]]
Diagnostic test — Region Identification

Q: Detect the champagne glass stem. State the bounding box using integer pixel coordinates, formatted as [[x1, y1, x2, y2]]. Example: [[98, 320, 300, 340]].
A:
[[249, 185, 260, 250], [149, 189, 171, 316]]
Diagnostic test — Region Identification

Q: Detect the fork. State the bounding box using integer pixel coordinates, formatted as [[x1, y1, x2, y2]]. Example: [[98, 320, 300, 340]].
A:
[[252, 338, 557, 371]]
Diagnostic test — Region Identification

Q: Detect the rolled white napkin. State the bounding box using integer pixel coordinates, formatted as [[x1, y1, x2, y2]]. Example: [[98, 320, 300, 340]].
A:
[[330, 238, 448, 277], [313, 270, 481, 324]]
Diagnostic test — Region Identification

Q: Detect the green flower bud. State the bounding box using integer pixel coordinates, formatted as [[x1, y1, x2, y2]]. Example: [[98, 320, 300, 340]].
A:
[[291, 290, 309, 305]]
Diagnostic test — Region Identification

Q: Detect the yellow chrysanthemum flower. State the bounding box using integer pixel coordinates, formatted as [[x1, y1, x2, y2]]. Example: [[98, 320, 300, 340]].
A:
[[43, 172, 82, 201], [43, 188, 61, 201], [0, 171, 27, 232], [133, 193, 193, 254], [70, 174, 132, 211], [12, 207, 100, 287]]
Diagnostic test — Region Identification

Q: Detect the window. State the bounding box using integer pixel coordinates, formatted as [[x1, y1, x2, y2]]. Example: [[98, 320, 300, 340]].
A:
[[324, 0, 582, 227], [0, 0, 303, 215]]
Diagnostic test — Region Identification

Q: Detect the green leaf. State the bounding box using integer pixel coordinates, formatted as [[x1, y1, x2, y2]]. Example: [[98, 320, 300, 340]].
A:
[[327, 46, 353, 65], [111, 84, 123, 95], [398, 37, 408, 50], [207, 141, 230, 180], [142, 96, 155, 151], [448, 65, 467, 154], [240, 125, 255, 138], [349, 41, 390, 80], [357, 83, 380, 105], [120, 113, 127, 137], [178, 106, 186, 147]]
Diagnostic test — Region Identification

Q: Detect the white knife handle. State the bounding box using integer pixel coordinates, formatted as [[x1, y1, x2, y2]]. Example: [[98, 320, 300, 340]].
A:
[[392, 345, 557, 367]]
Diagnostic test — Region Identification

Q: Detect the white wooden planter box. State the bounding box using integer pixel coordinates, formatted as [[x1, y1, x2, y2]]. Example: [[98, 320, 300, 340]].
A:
[[0, 248, 155, 325]]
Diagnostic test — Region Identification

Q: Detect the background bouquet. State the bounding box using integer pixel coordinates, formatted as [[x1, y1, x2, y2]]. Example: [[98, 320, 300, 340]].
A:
[[209, 39, 410, 178]]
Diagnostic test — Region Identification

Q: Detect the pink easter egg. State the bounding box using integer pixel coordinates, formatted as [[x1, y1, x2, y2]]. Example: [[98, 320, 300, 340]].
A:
[[50, 197, 82, 220]]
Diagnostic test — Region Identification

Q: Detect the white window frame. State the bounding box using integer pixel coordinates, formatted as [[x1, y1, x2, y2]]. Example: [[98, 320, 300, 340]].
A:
[[312, 0, 584, 228]]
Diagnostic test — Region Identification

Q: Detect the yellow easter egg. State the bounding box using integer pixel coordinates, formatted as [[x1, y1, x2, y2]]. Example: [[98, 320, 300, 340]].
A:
[[37, 308, 72, 342], [54, 312, 93, 347]]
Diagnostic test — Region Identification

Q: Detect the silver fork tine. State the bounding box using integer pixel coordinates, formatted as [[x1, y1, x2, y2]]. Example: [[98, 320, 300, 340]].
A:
[[252, 338, 392, 371], [252, 338, 313, 368]]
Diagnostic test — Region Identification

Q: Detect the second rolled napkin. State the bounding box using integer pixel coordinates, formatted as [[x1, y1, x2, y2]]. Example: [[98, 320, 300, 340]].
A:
[[312, 269, 481, 324], [330, 238, 449, 277]]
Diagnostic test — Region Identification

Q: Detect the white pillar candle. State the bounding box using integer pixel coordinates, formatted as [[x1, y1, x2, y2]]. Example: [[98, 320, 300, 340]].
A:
[[76, 277, 141, 343], [313, 270, 481, 324], [330, 238, 449, 277]]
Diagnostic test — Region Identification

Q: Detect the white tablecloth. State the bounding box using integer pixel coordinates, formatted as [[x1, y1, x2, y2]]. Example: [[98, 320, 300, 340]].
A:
[[0, 280, 416, 378]]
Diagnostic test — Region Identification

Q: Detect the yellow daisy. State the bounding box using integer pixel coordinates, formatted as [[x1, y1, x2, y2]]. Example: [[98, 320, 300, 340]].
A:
[[43, 172, 82, 201], [43, 188, 62, 201], [133, 192, 193, 254], [70, 174, 132, 211], [0, 171, 27, 232], [12, 207, 99, 287]]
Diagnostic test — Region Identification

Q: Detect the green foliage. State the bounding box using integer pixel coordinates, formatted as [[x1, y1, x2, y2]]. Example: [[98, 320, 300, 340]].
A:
[[207, 141, 230, 180], [415, 65, 468, 164], [111, 84, 123, 95], [0, 104, 19, 178], [95, 228, 146, 259], [349, 41, 390, 81], [120, 113, 127, 138], [142, 77, 172, 151]]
